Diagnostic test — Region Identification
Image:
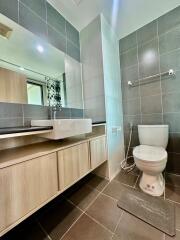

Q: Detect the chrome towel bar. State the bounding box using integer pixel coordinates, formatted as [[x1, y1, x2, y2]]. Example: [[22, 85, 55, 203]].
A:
[[128, 69, 176, 87]]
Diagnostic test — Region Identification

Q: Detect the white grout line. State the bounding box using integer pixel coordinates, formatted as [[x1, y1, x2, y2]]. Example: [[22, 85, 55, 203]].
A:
[[135, 31, 142, 124], [84, 212, 113, 235], [59, 180, 112, 239], [134, 174, 140, 189], [111, 211, 124, 239], [156, 19, 164, 124]]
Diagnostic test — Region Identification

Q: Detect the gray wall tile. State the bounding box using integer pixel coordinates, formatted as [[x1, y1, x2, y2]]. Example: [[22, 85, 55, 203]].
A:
[[162, 92, 180, 113], [23, 104, 49, 120], [140, 77, 161, 97], [20, 0, 46, 20], [124, 129, 139, 148], [66, 21, 80, 48], [70, 108, 84, 119], [0, 102, 23, 118], [164, 113, 180, 133], [159, 26, 180, 54], [121, 65, 139, 83], [119, 32, 137, 53], [120, 47, 137, 68], [48, 25, 66, 53], [160, 49, 180, 73], [141, 113, 163, 125], [19, 3, 48, 41], [0, 0, 18, 22], [138, 38, 159, 78], [54, 108, 71, 119], [121, 81, 140, 100], [123, 98, 141, 115], [161, 70, 180, 94], [141, 94, 162, 114], [67, 40, 80, 62], [123, 115, 141, 132], [158, 6, 180, 35], [0, 118, 23, 128], [137, 20, 157, 45], [46, 2, 65, 35], [0, 0, 80, 62]]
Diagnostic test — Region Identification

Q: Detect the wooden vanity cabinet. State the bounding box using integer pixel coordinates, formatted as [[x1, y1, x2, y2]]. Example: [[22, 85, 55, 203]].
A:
[[58, 142, 90, 190], [0, 153, 58, 233], [0, 136, 107, 236], [90, 136, 107, 169]]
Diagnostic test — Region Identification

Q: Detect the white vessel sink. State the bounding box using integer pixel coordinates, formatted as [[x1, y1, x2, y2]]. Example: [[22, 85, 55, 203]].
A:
[[31, 119, 92, 140]]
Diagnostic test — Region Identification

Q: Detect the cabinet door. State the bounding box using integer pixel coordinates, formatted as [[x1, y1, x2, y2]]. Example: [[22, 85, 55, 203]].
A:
[[90, 136, 107, 169], [0, 67, 27, 104], [58, 143, 90, 190], [0, 153, 58, 232]]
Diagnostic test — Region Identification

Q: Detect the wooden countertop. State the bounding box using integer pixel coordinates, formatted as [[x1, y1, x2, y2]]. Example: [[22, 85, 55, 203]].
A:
[[0, 134, 106, 169]]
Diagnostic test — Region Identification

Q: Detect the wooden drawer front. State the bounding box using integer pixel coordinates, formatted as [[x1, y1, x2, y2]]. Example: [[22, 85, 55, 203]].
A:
[[58, 143, 90, 190], [90, 137, 106, 169], [0, 153, 58, 232]]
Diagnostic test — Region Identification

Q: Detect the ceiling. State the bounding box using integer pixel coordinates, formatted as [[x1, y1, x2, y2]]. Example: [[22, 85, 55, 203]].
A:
[[47, 0, 180, 39]]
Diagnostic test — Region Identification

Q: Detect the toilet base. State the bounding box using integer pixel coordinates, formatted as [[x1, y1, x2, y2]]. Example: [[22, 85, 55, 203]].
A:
[[139, 172, 165, 197]]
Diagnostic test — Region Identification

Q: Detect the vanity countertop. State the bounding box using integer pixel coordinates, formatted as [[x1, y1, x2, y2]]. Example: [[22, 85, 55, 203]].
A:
[[0, 133, 106, 169], [0, 126, 53, 135], [0, 126, 53, 139]]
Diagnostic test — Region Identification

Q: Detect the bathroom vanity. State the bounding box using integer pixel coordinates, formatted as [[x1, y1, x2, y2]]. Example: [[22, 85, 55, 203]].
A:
[[0, 129, 107, 236]]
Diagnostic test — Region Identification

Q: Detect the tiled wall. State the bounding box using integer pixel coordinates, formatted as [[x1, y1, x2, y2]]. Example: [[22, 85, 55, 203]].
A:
[[120, 6, 180, 174], [80, 16, 106, 123], [0, 0, 80, 61], [0, 102, 83, 128]]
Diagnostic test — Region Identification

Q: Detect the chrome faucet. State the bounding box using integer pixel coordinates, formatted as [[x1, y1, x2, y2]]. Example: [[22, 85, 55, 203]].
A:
[[51, 106, 57, 119]]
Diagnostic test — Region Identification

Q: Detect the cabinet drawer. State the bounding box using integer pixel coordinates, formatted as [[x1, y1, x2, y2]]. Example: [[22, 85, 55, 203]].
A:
[[90, 136, 107, 169], [58, 143, 90, 190], [0, 153, 58, 232]]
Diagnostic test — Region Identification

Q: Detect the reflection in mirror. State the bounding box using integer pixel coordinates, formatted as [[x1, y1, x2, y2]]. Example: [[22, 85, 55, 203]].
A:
[[0, 14, 83, 109]]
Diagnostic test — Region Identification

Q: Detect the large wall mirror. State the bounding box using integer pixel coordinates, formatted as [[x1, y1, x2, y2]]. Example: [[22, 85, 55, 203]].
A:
[[0, 14, 83, 109]]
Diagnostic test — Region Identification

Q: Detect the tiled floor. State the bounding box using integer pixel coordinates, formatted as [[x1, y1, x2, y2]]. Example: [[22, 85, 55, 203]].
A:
[[2, 171, 180, 240]]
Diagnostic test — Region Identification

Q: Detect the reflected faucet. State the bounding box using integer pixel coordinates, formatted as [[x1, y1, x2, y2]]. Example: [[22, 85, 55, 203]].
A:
[[51, 106, 58, 119]]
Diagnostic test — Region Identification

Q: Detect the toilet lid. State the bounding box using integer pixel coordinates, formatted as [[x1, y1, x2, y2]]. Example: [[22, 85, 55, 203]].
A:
[[133, 145, 167, 162]]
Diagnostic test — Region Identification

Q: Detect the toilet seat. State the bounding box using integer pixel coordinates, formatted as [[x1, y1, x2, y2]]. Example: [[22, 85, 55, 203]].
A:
[[133, 145, 167, 164]]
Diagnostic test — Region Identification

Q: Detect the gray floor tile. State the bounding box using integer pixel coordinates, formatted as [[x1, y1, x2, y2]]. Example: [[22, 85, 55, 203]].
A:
[[61, 214, 112, 240], [37, 199, 82, 240], [165, 185, 180, 203], [86, 193, 123, 232], [103, 181, 127, 200], [68, 184, 99, 211], [85, 174, 109, 191], [114, 171, 138, 187]]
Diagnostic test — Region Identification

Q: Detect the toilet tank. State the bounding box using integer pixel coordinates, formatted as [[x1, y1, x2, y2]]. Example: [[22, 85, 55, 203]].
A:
[[138, 125, 169, 148]]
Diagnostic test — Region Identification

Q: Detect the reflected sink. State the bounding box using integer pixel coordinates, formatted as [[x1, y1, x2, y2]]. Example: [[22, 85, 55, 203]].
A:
[[31, 119, 92, 140]]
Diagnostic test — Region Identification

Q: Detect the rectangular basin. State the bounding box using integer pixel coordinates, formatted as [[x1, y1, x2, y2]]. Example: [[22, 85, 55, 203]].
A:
[[31, 119, 92, 140]]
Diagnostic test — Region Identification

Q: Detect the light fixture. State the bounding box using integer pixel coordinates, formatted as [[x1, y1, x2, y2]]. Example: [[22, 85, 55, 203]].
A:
[[36, 44, 44, 53], [72, 0, 82, 6]]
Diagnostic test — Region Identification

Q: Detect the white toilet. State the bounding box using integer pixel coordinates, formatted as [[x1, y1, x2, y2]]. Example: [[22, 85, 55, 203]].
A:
[[133, 125, 169, 196]]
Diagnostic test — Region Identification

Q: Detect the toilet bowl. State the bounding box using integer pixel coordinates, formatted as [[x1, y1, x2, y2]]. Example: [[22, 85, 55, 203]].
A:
[[133, 125, 169, 196]]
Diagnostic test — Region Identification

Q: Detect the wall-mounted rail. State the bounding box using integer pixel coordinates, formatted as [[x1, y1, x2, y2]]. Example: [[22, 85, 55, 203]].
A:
[[128, 69, 176, 87]]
